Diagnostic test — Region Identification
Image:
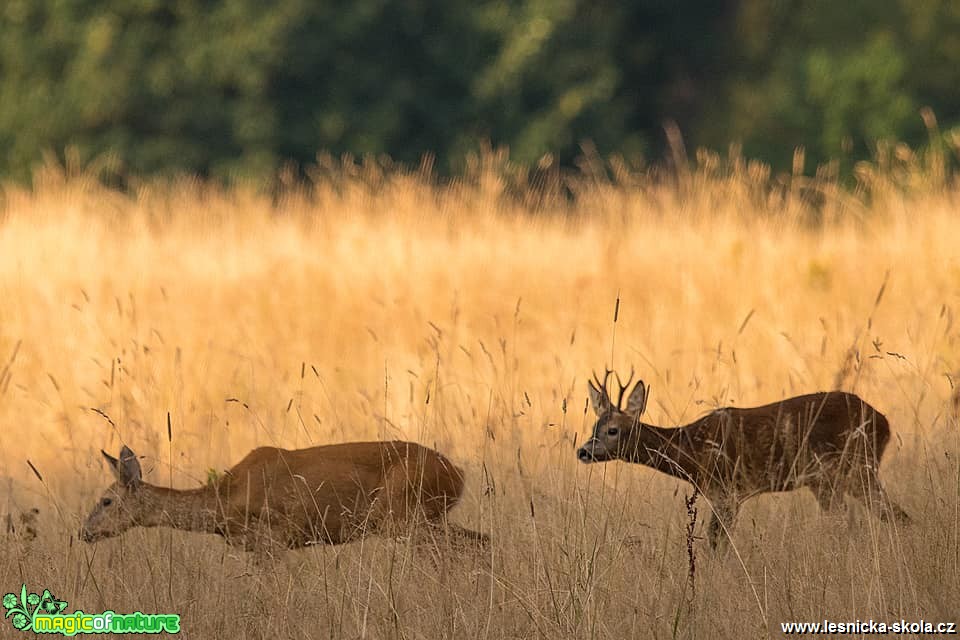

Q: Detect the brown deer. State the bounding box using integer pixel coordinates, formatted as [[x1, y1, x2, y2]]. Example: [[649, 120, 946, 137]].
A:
[[82, 441, 488, 557], [577, 369, 910, 548]]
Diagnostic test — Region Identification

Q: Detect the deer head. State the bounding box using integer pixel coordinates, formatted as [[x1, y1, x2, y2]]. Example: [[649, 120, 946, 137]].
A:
[[577, 368, 650, 463], [81, 445, 145, 542]]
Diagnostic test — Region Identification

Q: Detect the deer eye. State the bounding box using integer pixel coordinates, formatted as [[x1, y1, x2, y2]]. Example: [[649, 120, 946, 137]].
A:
[[101, 498, 113, 507], [607, 427, 619, 437]]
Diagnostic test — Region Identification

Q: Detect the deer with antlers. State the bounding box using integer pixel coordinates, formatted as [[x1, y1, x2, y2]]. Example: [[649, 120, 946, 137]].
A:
[[577, 368, 910, 548]]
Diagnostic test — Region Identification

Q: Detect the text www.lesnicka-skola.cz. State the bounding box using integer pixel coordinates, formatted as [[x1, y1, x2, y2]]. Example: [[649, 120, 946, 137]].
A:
[[781, 620, 957, 635]]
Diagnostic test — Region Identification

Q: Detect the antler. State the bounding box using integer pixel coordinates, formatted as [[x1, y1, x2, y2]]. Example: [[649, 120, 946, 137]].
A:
[[590, 369, 614, 407], [591, 367, 635, 411], [613, 366, 635, 410]]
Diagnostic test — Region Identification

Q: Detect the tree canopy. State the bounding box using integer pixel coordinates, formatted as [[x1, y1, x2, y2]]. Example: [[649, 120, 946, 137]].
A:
[[1, 0, 957, 180]]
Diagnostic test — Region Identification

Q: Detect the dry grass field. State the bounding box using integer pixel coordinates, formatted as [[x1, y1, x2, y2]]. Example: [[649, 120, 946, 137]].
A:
[[1, 150, 959, 638]]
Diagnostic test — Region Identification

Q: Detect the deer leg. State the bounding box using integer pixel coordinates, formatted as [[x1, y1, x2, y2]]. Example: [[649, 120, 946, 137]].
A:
[[365, 465, 418, 540], [811, 480, 846, 514], [247, 532, 282, 567], [368, 467, 489, 560], [415, 519, 489, 554], [846, 467, 911, 524], [706, 496, 739, 550], [443, 522, 490, 548], [369, 494, 446, 569], [883, 499, 912, 524], [810, 480, 861, 531]]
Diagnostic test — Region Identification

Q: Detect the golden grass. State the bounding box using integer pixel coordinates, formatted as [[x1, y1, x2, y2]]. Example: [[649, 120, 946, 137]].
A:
[[1, 153, 959, 638]]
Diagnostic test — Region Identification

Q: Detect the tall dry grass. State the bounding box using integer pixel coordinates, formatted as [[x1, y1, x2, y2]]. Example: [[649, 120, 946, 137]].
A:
[[1, 149, 958, 638]]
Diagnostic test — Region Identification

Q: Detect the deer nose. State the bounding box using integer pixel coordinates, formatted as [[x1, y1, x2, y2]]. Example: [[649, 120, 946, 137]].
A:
[[577, 447, 594, 463]]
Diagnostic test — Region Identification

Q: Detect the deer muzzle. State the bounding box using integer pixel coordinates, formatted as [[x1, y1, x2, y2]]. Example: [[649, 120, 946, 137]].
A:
[[577, 438, 606, 463], [80, 521, 110, 543]]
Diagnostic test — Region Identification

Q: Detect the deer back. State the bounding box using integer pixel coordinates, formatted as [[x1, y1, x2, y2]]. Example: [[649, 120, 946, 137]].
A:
[[217, 440, 466, 526], [684, 391, 891, 491]]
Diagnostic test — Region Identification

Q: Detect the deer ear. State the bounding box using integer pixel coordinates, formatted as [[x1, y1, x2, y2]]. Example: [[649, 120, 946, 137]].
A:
[[588, 380, 609, 416], [101, 449, 119, 474], [625, 381, 649, 417], [114, 446, 142, 490]]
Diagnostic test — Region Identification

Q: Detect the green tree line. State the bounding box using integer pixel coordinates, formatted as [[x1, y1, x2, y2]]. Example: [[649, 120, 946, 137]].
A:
[[1, 0, 958, 181]]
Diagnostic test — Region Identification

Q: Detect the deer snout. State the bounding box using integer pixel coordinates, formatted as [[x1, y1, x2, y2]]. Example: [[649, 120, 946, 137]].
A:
[[577, 439, 602, 463], [80, 522, 105, 543]]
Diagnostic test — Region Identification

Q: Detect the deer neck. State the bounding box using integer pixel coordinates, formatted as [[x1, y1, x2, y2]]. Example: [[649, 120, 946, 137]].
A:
[[137, 483, 221, 534], [625, 422, 702, 482]]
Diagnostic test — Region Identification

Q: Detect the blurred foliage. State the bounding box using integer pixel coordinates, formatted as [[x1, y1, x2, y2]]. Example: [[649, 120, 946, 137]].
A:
[[712, 0, 960, 171], [0, 0, 958, 181]]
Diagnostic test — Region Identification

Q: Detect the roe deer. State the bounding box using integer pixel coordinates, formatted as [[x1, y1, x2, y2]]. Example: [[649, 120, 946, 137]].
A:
[[577, 369, 910, 548], [82, 441, 488, 556]]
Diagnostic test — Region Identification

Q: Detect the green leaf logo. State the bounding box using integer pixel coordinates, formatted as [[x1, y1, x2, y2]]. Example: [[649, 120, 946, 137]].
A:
[[11, 612, 28, 630], [39, 590, 67, 615], [3, 585, 69, 632]]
